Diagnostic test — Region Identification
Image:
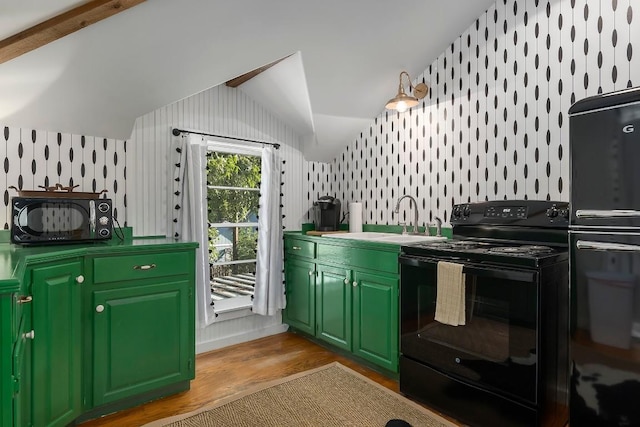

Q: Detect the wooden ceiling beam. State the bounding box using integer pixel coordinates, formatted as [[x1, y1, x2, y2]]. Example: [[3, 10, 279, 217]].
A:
[[0, 0, 146, 65], [225, 56, 290, 88]]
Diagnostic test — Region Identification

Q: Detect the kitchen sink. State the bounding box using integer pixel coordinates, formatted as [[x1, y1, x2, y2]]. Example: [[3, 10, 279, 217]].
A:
[[321, 232, 446, 244]]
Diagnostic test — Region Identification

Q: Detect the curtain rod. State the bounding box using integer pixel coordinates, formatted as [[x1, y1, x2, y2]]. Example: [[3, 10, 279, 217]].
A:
[[171, 128, 280, 149]]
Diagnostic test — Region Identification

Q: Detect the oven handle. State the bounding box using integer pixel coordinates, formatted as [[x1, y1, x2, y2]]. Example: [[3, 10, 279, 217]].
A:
[[399, 255, 536, 282], [576, 240, 640, 252]]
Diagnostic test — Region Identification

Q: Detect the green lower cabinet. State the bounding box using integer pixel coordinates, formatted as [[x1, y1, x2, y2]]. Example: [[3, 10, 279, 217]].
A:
[[315, 264, 352, 351], [31, 261, 83, 427], [352, 270, 398, 372], [12, 308, 32, 427], [284, 234, 400, 373], [92, 278, 193, 406], [0, 242, 197, 427], [283, 258, 315, 335]]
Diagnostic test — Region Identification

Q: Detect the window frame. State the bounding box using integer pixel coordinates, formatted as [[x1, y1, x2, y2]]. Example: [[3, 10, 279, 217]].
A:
[[206, 141, 262, 318]]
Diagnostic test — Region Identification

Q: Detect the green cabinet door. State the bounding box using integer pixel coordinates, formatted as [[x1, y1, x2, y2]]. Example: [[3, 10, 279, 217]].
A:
[[283, 258, 316, 335], [31, 261, 83, 427], [315, 264, 351, 351], [352, 270, 398, 372], [92, 279, 193, 406], [13, 308, 32, 427]]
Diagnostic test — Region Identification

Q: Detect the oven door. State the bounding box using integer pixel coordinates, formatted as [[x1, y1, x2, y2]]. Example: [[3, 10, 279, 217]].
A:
[[399, 254, 539, 404]]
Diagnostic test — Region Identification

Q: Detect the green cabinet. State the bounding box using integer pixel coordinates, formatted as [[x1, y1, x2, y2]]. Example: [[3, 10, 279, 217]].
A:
[[352, 270, 398, 372], [283, 258, 315, 335], [89, 249, 195, 409], [92, 276, 193, 405], [283, 234, 399, 373], [0, 239, 197, 427], [12, 309, 31, 427], [30, 261, 83, 427], [315, 264, 351, 351]]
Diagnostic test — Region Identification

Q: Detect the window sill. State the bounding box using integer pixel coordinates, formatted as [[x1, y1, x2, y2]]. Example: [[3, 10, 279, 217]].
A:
[[212, 296, 253, 322]]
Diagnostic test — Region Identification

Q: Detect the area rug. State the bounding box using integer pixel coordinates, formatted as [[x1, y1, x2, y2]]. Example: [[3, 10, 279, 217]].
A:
[[142, 362, 458, 427]]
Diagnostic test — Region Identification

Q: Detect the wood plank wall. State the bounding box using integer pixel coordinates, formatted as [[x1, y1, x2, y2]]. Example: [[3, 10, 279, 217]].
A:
[[127, 84, 312, 237]]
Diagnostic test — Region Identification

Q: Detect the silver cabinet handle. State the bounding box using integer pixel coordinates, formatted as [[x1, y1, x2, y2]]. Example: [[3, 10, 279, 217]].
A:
[[23, 330, 35, 339], [134, 264, 156, 270], [576, 209, 640, 218], [344, 278, 350, 285], [576, 240, 640, 252], [352, 281, 358, 287], [17, 295, 32, 304], [292, 246, 302, 250], [96, 305, 105, 313], [76, 275, 84, 284]]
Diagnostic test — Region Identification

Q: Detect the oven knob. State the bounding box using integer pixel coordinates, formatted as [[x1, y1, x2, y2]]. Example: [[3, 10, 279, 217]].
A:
[[452, 206, 461, 219], [546, 207, 558, 218], [463, 206, 471, 217]]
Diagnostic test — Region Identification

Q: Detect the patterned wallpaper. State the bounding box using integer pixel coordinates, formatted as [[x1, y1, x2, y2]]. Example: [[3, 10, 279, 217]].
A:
[[305, 0, 640, 228], [0, 127, 127, 229]]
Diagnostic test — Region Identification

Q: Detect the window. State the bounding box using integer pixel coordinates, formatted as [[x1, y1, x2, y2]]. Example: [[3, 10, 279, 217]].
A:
[[206, 143, 262, 315]]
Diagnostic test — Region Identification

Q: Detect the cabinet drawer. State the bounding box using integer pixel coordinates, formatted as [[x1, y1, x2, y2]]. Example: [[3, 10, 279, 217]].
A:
[[93, 251, 190, 283], [317, 244, 398, 274], [285, 239, 316, 258]]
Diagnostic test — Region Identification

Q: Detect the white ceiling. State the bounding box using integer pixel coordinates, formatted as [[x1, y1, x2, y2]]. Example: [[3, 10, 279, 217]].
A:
[[0, 0, 496, 161]]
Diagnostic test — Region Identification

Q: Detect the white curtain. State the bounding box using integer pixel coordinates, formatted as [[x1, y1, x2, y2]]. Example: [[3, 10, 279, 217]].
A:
[[171, 134, 213, 327], [253, 146, 285, 316]]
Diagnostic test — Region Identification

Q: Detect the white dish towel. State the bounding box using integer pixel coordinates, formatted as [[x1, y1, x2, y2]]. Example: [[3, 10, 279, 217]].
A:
[[434, 261, 466, 326]]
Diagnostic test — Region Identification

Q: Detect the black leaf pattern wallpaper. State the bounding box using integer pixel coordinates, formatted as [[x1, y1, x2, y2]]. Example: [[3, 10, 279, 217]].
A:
[[0, 127, 127, 230], [2, 0, 638, 236], [304, 0, 638, 228]]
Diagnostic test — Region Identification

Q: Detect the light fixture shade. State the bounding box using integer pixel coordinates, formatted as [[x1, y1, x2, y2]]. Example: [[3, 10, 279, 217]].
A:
[[385, 71, 428, 112], [385, 92, 419, 111]]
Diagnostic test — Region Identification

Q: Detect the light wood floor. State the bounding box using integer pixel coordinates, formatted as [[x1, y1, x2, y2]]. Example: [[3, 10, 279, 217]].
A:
[[79, 331, 456, 427]]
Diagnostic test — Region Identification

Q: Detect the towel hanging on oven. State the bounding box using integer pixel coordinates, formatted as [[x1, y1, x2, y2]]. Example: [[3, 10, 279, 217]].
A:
[[434, 261, 466, 326]]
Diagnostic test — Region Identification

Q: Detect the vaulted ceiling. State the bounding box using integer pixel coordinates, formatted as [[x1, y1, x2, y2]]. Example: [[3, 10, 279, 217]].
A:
[[0, 0, 496, 161]]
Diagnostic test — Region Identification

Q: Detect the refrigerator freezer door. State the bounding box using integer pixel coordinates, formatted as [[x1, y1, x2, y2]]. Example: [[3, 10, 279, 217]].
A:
[[569, 98, 640, 228]]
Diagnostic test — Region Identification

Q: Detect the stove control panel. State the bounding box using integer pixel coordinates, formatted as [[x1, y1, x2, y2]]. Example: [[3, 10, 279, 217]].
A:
[[450, 200, 569, 227], [484, 205, 528, 219]]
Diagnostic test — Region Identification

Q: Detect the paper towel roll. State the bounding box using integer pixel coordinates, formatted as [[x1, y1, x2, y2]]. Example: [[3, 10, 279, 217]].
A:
[[349, 202, 363, 233]]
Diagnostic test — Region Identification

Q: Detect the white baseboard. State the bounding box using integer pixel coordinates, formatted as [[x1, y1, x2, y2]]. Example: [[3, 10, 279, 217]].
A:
[[196, 322, 289, 354]]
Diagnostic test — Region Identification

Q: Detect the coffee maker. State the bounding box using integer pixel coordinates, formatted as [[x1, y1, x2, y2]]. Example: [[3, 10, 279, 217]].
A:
[[313, 196, 341, 231]]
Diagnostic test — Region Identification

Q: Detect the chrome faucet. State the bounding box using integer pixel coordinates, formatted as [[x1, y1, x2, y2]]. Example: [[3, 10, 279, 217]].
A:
[[433, 216, 442, 237], [394, 195, 419, 235]]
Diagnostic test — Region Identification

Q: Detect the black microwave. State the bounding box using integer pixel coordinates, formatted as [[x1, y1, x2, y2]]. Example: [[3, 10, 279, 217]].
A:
[[10, 197, 113, 244]]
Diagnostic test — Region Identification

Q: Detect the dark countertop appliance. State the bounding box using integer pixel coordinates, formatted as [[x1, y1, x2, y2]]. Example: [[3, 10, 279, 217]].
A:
[[313, 196, 341, 231], [569, 86, 640, 427], [399, 199, 569, 427]]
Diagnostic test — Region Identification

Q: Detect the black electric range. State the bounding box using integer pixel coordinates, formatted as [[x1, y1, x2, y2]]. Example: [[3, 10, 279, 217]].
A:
[[399, 199, 570, 427]]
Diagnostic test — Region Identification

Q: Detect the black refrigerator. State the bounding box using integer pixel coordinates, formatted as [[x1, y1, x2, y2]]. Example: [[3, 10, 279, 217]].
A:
[[569, 87, 640, 426]]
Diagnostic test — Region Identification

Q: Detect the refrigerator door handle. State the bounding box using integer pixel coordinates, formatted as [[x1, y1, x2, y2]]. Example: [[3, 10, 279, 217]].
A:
[[576, 240, 640, 252], [576, 209, 640, 218]]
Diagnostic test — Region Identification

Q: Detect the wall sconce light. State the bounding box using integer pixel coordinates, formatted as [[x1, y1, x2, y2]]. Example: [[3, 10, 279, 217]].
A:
[[385, 71, 428, 113]]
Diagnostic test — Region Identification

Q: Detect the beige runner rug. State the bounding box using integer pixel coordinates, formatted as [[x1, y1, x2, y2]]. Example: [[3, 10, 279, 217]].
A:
[[142, 362, 458, 427]]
